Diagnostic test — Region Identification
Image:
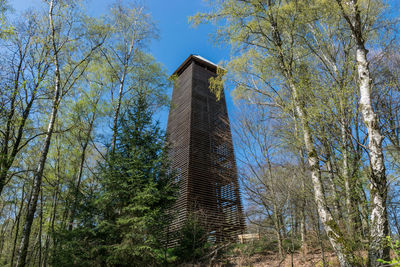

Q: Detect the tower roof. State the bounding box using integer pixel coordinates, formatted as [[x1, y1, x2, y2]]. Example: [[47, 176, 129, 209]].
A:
[[172, 54, 219, 76]]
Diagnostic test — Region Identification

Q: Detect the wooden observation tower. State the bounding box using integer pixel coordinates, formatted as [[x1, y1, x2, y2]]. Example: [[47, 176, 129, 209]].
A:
[[166, 55, 245, 245]]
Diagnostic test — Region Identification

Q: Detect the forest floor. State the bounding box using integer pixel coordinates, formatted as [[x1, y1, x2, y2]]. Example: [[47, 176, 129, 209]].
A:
[[181, 249, 341, 267], [225, 250, 339, 267]]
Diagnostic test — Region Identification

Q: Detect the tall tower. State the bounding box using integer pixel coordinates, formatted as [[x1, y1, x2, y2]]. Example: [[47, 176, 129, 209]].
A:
[[166, 55, 245, 244]]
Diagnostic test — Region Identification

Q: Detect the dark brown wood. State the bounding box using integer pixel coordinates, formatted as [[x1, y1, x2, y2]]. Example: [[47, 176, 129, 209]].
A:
[[167, 55, 245, 245]]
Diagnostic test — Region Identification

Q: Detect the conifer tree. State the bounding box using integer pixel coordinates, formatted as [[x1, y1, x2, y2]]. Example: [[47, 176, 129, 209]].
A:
[[54, 93, 176, 267]]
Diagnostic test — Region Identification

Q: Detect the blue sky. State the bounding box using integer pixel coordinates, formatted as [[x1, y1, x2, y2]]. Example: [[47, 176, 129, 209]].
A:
[[10, 0, 248, 208], [10, 0, 400, 219], [10, 0, 229, 71], [10, 0, 235, 129], [9, 0, 400, 125]]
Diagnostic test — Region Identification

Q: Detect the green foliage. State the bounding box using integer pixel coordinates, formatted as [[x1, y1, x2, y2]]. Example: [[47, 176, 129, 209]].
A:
[[53, 94, 177, 266], [378, 236, 400, 266], [226, 237, 301, 257], [190, 0, 393, 264], [209, 67, 227, 101], [172, 215, 211, 263], [233, 239, 276, 256], [51, 227, 104, 266], [0, 0, 13, 38]]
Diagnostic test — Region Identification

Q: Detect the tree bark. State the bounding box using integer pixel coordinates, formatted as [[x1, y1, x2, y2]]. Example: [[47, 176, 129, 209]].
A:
[[316, 215, 327, 267], [355, 40, 389, 267], [110, 35, 136, 154], [326, 157, 341, 220], [110, 70, 126, 154], [16, 1, 61, 266], [0, 49, 24, 196], [43, 185, 58, 267], [272, 201, 284, 258], [11, 184, 25, 267], [38, 191, 43, 266], [293, 94, 354, 267], [340, 117, 357, 237], [264, 1, 355, 263], [357, 43, 389, 267], [68, 112, 95, 230], [16, 68, 60, 267], [299, 155, 307, 262], [0, 25, 49, 196], [335, 0, 390, 264], [300, 203, 307, 262]]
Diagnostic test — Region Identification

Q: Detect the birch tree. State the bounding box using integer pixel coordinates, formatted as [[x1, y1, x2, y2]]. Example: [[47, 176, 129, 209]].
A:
[[330, 1, 390, 264], [99, 2, 160, 154], [192, 1, 362, 265], [66, 58, 107, 231], [0, 11, 51, 196], [16, 1, 105, 265], [0, 1, 170, 266]]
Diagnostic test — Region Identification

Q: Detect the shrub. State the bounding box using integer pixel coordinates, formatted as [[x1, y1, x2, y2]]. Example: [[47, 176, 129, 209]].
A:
[[172, 215, 211, 263]]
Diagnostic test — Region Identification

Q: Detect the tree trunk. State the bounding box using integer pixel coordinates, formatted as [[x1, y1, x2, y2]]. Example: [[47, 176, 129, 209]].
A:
[[16, 70, 60, 267], [341, 120, 354, 230], [291, 81, 356, 267], [298, 147, 308, 262], [326, 158, 341, 220], [68, 114, 95, 230], [43, 186, 58, 267], [316, 216, 327, 267], [0, 219, 10, 257], [334, 1, 389, 264], [358, 45, 389, 266], [273, 202, 284, 259], [109, 30, 136, 154], [300, 205, 307, 262], [0, 33, 46, 197], [11, 184, 25, 267], [264, 0, 358, 264], [0, 88, 39, 197], [38, 191, 43, 266], [0, 53, 23, 196], [16, 2, 61, 266], [110, 70, 126, 154], [336, 0, 390, 264], [340, 117, 364, 242]]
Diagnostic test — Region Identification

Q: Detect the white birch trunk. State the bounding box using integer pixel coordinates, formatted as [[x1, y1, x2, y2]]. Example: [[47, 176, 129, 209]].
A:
[[290, 82, 355, 267], [16, 47, 61, 267], [356, 45, 389, 266], [266, 2, 355, 264], [16, 2, 61, 265], [342, 0, 390, 264], [111, 70, 126, 154], [110, 34, 136, 154]]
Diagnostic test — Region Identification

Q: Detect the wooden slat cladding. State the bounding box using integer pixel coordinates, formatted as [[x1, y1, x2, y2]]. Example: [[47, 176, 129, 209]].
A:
[[166, 55, 245, 246]]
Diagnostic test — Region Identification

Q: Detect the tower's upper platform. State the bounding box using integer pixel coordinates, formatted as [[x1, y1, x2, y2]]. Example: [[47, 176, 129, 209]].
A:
[[172, 54, 219, 76]]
